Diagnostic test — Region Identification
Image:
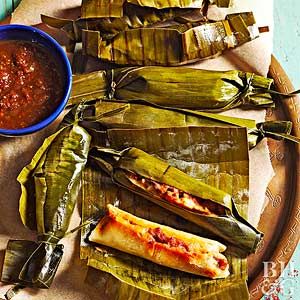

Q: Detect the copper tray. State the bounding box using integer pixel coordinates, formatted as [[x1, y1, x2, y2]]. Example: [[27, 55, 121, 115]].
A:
[[0, 15, 299, 299], [248, 55, 300, 299]]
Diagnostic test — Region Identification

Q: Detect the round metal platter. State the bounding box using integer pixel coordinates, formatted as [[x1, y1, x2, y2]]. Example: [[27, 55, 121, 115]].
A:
[[248, 55, 300, 299]]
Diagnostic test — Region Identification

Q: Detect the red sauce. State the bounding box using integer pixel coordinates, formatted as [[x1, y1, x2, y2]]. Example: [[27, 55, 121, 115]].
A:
[[0, 40, 64, 129]]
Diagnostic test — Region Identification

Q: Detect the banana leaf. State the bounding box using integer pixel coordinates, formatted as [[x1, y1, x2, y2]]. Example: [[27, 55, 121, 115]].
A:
[[85, 101, 298, 147], [81, 0, 230, 19], [69, 66, 274, 111], [65, 100, 299, 148], [80, 126, 250, 299], [82, 12, 262, 66], [1, 117, 91, 294], [42, 7, 205, 43]]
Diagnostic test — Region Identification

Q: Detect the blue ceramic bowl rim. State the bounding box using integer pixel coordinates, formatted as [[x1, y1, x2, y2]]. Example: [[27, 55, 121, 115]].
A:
[[0, 24, 72, 136]]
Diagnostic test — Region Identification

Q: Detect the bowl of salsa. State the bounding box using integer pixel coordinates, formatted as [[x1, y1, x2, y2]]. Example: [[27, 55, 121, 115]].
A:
[[0, 24, 72, 136]]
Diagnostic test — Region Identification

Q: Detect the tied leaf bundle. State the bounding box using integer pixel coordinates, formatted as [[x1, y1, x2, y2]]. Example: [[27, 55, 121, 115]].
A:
[[1, 116, 91, 294], [69, 66, 274, 111], [42, 7, 206, 43], [82, 12, 262, 65], [81, 0, 231, 18], [90, 146, 262, 255], [79, 101, 298, 148]]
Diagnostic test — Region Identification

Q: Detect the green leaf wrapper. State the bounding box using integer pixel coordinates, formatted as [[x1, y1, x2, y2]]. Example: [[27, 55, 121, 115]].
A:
[[80, 0, 230, 18], [66, 101, 298, 148], [1, 122, 91, 289], [69, 66, 274, 111], [42, 7, 206, 43], [81, 12, 261, 65]]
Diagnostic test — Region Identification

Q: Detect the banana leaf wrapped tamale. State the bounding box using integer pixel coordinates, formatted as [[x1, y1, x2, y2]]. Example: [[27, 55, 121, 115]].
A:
[[82, 12, 264, 65], [69, 66, 274, 110], [81, 126, 250, 299], [1, 114, 91, 296], [81, 0, 231, 19], [90, 146, 262, 255], [63, 102, 298, 149], [79, 101, 299, 148], [42, 7, 206, 43]]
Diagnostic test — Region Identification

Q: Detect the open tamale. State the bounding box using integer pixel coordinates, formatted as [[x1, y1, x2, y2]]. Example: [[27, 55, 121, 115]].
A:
[[81, 0, 231, 19], [82, 12, 264, 65], [69, 66, 274, 111], [81, 125, 250, 299], [90, 145, 262, 255], [1, 113, 91, 295]]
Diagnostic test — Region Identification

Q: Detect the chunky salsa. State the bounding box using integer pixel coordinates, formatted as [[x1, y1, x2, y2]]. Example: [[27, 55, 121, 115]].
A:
[[0, 40, 64, 129]]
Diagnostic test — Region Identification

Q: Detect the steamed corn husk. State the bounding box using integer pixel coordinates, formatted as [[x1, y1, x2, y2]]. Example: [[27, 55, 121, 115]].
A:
[[82, 12, 260, 65], [69, 66, 274, 111], [80, 126, 250, 299], [42, 7, 205, 43], [1, 113, 91, 292], [81, 0, 230, 19]]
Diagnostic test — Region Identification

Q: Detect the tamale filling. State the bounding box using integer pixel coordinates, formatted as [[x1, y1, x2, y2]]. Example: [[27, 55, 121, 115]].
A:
[[126, 171, 226, 216]]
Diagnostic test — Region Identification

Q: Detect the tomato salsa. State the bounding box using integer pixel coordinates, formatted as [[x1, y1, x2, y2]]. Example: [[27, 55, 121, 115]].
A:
[[0, 40, 64, 129]]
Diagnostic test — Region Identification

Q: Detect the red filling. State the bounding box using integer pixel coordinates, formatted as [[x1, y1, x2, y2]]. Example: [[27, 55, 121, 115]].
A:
[[148, 227, 189, 252], [214, 256, 228, 270], [127, 172, 225, 216]]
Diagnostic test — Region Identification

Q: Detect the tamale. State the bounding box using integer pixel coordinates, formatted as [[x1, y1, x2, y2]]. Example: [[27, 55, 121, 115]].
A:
[[69, 66, 274, 111], [63, 100, 299, 149], [82, 12, 263, 65], [84, 101, 298, 147], [80, 126, 250, 299], [42, 7, 206, 43], [81, 0, 230, 19], [89, 204, 230, 279], [1, 112, 91, 294], [90, 145, 262, 255]]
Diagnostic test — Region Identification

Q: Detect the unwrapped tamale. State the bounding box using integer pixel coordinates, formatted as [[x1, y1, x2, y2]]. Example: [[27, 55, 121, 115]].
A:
[[69, 66, 274, 111], [89, 204, 230, 279], [82, 12, 263, 65], [90, 146, 262, 255]]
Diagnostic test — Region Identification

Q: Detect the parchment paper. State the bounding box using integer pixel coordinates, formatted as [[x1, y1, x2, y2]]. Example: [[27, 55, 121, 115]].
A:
[[0, 0, 274, 299]]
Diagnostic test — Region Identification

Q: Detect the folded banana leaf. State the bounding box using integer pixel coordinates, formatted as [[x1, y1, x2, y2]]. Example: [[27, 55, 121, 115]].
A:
[[81, 0, 230, 19], [42, 7, 205, 43], [1, 117, 91, 295], [65, 100, 298, 149], [80, 126, 250, 299], [69, 66, 274, 111], [82, 101, 298, 147], [82, 12, 263, 66]]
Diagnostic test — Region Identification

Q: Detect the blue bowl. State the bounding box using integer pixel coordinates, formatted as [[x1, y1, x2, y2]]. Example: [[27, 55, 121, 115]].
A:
[[0, 24, 72, 136]]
